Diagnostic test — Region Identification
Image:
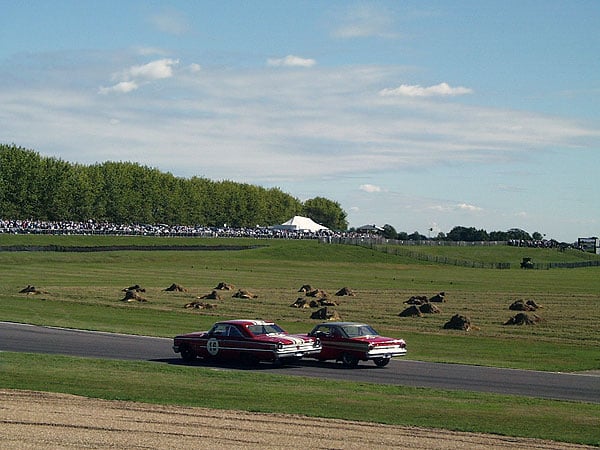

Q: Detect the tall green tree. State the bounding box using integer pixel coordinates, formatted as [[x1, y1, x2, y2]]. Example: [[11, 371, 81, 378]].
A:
[[447, 226, 489, 241], [0, 144, 346, 228], [382, 224, 397, 239], [303, 197, 348, 230]]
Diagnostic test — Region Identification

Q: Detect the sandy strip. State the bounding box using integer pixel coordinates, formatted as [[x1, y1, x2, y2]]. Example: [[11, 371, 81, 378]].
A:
[[0, 390, 594, 449]]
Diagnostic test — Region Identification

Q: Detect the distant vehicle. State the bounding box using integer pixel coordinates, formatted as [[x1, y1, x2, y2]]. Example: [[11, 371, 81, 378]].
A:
[[173, 319, 321, 366], [307, 322, 407, 368]]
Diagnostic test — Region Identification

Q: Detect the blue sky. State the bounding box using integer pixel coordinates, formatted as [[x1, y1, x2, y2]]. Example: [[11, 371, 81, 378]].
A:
[[1, 1, 598, 241]]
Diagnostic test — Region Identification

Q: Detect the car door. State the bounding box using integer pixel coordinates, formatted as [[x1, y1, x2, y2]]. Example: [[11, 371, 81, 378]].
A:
[[205, 323, 230, 359], [313, 324, 339, 360]]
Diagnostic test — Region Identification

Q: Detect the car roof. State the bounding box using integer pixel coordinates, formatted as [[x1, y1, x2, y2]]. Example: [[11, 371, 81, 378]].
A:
[[216, 319, 275, 326], [315, 322, 367, 327]]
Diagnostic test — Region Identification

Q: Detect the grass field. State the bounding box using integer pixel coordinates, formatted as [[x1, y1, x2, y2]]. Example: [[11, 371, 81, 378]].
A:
[[1, 234, 599, 445]]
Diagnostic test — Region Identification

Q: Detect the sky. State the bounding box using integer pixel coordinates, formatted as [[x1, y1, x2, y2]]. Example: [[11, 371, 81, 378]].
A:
[[1, 1, 599, 242]]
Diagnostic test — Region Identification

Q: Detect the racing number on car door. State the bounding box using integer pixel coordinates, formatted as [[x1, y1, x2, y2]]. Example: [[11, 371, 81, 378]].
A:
[[207, 337, 219, 356]]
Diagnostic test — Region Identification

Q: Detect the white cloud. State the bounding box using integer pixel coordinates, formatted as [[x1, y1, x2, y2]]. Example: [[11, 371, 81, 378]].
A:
[[98, 81, 139, 94], [267, 55, 316, 68], [126, 59, 179, 80], [380, 82, 473, 97], [332, 5, 398, 39], [427, 203, 483, 213], [148, 9, 190, 35], [99, 59, 178, 95], [136, 47, 169, 57], [2, 53, 596, 184], [457, 203, 483, 212], [360, 184, 382, 193], [189, 63, 202, 73]]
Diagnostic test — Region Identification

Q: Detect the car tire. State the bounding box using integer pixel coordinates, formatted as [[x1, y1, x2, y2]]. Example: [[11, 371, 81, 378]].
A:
[[341, 352, 359, 368], [180, 346, 196, 362], [241, 353, 260, 367], [374, 357, 390, 367]]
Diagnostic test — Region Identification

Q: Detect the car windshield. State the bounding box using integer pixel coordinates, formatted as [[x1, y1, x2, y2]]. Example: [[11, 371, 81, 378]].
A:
[[247, 323, 285, 336], [340, 324, 379, 338]]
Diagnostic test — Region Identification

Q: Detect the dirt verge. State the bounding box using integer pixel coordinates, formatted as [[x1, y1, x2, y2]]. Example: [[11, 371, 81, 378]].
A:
[[0, 390, 593, 449]]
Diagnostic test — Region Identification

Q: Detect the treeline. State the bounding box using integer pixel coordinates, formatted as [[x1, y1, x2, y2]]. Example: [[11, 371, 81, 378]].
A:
[[377, 224, 546, 242], [0, 144, 348, 229]]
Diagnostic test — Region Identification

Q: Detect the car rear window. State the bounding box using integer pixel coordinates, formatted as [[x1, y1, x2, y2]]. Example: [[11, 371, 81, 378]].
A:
[[247, 323, 285, 335]]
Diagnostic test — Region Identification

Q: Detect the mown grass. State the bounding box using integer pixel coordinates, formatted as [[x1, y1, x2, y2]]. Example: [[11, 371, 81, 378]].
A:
[[1, 352, 598, 446], [374, 242, 600, 267], [1, 234, 599, 445], [1, 235, 599, 370]]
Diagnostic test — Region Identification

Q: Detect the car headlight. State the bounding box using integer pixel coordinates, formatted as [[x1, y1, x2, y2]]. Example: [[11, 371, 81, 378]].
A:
[[277, 342, 283, 349]]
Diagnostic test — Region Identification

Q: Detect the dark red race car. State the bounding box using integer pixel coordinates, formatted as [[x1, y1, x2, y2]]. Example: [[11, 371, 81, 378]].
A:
[[307, 321, 407, 368], [173, 319, 321, 366]]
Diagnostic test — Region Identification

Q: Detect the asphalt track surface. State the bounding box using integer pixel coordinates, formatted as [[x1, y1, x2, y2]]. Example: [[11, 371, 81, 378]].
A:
[[2, 321, 598, 404]]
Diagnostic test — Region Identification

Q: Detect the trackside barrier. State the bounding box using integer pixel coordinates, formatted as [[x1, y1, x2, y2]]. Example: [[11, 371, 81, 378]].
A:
[[320, 237, 511, 269], [319, 237, 600, 270]]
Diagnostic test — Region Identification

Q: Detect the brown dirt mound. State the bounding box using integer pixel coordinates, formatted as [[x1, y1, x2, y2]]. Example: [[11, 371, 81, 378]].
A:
[[121, 290, 147, 302], [429, 292, 446, 302], [310, 307, 341, 321], [122, 284, 145, 293], [232, 289, 258, 299], [404, 295, 428, 305], [309, 298, 338, 308], [18, 285, 47, 295], [298, 284, 312, 292], [198, 290, 222, 300], [509, 299, 541, 311], [335, 287, 355, 296], [184, 301, 216, 309], [419, 303, 441, 314], [290, 298, 310, 308], [443, 314, 472, 331], [164, 283, 187, 292], [306, 288, 328, 298], [399, 305, 423, 317], [504, 312, 542, 325]]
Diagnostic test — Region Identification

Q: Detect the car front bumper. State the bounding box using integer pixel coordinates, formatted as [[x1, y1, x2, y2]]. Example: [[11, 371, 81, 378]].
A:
[[275, 344, 322, 359], [366, 346, 407, 359]]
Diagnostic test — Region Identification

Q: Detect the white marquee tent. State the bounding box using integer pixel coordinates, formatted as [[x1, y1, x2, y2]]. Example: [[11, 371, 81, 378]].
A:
[[272, 215, 329, 232]]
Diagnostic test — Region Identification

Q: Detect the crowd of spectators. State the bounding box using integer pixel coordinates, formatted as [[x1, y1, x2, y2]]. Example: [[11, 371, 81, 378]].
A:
[[507, 239, 567, 249], [1, 219, 582, 248], [0, 219, 345, 240]]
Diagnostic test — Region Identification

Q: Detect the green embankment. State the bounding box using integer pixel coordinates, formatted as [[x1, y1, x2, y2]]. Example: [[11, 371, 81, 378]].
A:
[[1, 235, 599, 445]]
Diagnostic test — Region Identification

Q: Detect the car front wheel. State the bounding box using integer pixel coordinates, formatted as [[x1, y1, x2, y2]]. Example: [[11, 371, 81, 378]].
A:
[[240, 353, 260, 367], [180, 346, 196, 362], [341, 352, 359, 368], [374, 357, 390, 367]]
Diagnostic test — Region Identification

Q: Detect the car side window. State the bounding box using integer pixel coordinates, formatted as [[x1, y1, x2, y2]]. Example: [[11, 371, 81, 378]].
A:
[[228, 326, 243, 337], [211, 324, 228, 336], [314, 326, 333, 337]]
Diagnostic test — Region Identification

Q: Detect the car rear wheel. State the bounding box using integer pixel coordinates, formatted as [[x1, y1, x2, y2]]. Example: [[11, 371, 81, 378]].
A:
[[341, 352, 359, 368], [374, 357, 390, 367], [180, 345, 196, 362]]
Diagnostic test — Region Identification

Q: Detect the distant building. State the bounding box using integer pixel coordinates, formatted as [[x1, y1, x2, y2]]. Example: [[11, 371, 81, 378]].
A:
[[578, 237, 599, 254]]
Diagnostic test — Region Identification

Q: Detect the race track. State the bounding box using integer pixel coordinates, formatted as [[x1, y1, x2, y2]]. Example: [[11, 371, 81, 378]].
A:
[[1, 322, 598, 403]]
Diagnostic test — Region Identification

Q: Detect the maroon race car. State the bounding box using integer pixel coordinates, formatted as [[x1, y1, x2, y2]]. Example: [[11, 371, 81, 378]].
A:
[[173, 319, 321, 366], [307, 321, 407, 368]]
